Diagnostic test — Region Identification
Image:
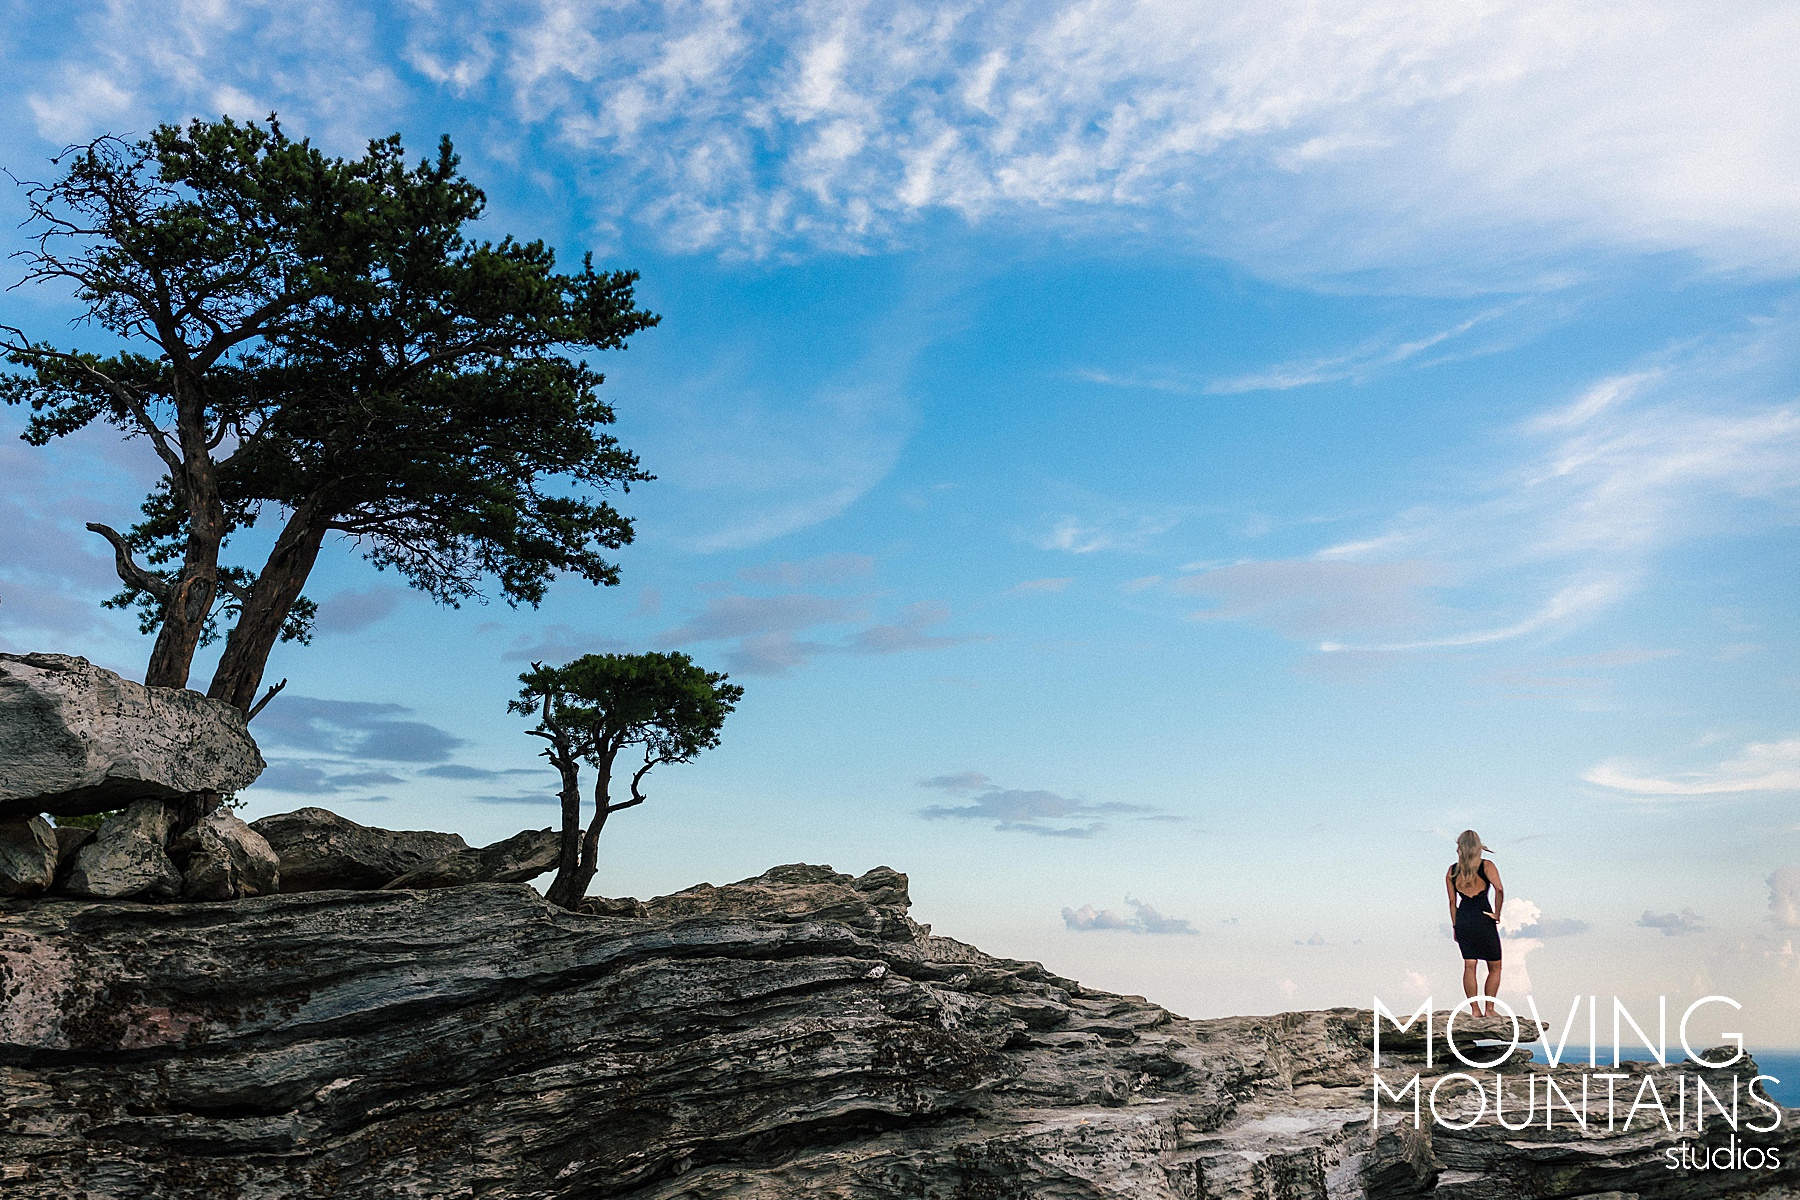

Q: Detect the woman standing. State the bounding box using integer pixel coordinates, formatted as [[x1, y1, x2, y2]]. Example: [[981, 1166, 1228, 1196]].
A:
[[1446, 830, 1504, 1016]]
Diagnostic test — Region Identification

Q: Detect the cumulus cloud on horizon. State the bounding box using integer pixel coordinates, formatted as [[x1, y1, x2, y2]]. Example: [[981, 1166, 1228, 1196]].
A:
[[1063, 896, 1197, 935], [1638, 908, 1707, 937]]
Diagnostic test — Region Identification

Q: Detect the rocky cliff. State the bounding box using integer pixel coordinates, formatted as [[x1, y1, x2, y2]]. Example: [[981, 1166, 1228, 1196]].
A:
[[2, 863, 1794, 1199]]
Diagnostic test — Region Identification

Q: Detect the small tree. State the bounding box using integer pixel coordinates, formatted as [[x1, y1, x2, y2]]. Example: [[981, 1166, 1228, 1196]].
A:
[[2, 116, 656, 709], [512, 652, 742, 909]]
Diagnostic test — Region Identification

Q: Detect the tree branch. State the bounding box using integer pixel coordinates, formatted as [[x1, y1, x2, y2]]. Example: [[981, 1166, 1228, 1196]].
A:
[[0, 330, 186, 473], [85, 522, 172, 602], [614, 748, 665, 811], [245, 677, 287, 721]]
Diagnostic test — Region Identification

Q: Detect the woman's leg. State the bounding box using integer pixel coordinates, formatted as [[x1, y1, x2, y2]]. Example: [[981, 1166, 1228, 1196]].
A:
[[1462, 959, 1479, 1010], [1482, 961, 1502, 1016]]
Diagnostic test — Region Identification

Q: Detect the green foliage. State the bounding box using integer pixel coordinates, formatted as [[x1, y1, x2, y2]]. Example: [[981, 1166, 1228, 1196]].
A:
[[2, 114, 657, 695], [512, 652, 743, 774], [52, 810, 120, 830], [49, 794, 240, 830]]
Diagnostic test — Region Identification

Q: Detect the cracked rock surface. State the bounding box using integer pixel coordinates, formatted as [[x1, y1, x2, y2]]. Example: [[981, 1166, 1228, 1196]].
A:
[[0, 864, 1794, 1198], [0, 653, 264, 821]]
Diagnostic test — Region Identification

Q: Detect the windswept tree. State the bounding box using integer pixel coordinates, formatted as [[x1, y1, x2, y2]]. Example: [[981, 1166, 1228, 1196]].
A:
[[2, 116, 656, 711], [513, 652, 742, 908]]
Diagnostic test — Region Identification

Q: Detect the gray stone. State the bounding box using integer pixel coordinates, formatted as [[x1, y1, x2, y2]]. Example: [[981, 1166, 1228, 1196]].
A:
[[52, 824, 95, 872], [173, 810, 280, 900], [0, 653, 264, 820], [382, 827, 560, 890], [0, 863, 1793, 1199], [62, 799, 182, 901], [0, 816, 56, 896], [250, 806, 469, 891]]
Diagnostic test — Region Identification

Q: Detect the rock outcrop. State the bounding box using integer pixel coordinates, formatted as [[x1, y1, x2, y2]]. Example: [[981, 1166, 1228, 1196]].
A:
[[0, 653, 265, 820], [172, 810, 281, 900], [61, 798, 183, 901], [1, 863, 1793, 1199], [0, 816, 56, 896], [250, 806, 471, 891], [381, 826, 561, 889]]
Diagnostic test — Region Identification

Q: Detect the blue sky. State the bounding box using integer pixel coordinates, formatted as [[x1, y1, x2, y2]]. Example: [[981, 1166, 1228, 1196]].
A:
[[3, 1, 1799, 1046]]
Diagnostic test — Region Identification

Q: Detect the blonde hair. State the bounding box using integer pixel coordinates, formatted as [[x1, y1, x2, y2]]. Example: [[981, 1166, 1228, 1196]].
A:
[[1454, 830, 1484, 888]]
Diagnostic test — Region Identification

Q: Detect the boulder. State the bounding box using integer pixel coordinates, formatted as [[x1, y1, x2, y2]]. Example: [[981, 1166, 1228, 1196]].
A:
[[0, 653, 264, 820], [382, 827, 561, 890], [251, 807, 469, 891], [640, 862, 924, 941], [173, 810, 280, 900], [0, 816, 57, 896], [52, 825, 95, 873], [62, 799, 182, 901]]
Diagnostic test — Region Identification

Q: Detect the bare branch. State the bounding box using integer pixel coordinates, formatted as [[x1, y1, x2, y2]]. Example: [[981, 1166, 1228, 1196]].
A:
[[615, 747, 665, 811], [85, 522, 172, 602], [246, 677, 287, 721]]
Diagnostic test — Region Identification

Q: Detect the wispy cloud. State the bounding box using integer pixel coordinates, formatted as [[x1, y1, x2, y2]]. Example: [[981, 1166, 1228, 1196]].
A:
[[12, 2, 1800, 282], [1008, 577, 1074, 594], [503, 625, 629, 664], [1205, 306, 1515, 395], [917, 771, 1167, 836], [738, 554, 875, 588], [1168, 315, 1800, 658], [253, 696, 466, 763], [1584, 737, 1800, 797], [657, 589, 982, 676], [254, 761, 404, 797], [1041, 513, 1178, 554], [313, 587, 406, 635], [1062, 896, 1197, 934]]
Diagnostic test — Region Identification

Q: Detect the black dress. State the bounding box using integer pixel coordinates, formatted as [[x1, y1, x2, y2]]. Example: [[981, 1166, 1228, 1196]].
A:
[[1451, 861, 1503, 962]]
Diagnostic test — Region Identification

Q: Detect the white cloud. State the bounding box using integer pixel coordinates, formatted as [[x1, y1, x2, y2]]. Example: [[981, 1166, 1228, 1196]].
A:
[[1584, 737, 1800, 797], [12, 1, 1800, 282], [1176, 313, 1800, 656], [1040, 512, 1179, 554], [16, 0, 407, 152], [467, 0, 1800, 277], [1062, 895, 1197, 935], [1205, 306, 1515, 395]]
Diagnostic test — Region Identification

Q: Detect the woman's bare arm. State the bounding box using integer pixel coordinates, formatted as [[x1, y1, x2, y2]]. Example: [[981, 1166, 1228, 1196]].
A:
[[1486, 860, 1504, 923], [1446, 868, 1458, 928]]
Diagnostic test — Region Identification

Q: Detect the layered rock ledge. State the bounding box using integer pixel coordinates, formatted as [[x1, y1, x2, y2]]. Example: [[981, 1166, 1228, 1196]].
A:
[[1, 864, 1794, 1199]]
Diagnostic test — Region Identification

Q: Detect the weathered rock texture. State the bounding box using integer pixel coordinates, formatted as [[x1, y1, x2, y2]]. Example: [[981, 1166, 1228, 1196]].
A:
[[0, 653, 265, 820], [0, 816, 56, 896], [172, 810, 281, 900], [250, 807, 470, 891], [62, 799, 183, 901], [0, 864, 1794, 1199], [381, 827, 560, 890]]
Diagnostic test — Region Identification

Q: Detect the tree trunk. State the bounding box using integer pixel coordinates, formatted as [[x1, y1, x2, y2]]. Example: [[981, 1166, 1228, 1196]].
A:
[[143, 563, 219, 688], [543, 749, 587, 910], [143, 469, 225, 689], [145, 376, 227, 690], [207, 507, 328, 711], [546, 746, 616, 908]]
